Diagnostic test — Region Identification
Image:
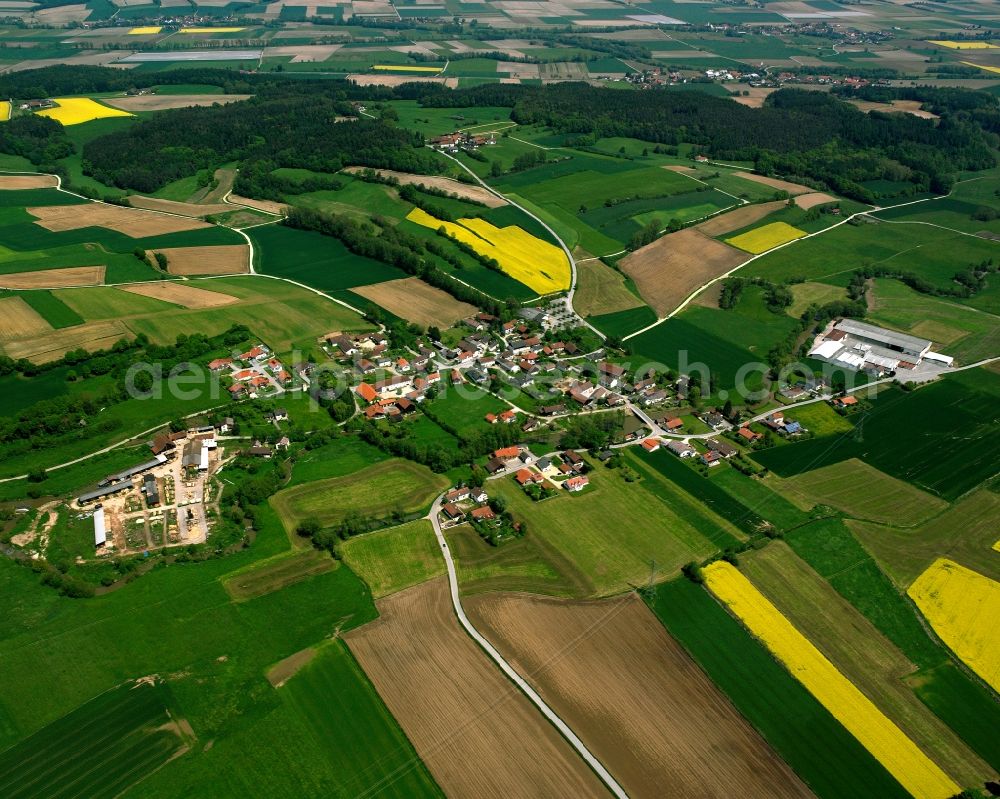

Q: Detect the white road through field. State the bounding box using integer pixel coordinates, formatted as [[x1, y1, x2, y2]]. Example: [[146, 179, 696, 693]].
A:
[[426, 494, 629, 799]]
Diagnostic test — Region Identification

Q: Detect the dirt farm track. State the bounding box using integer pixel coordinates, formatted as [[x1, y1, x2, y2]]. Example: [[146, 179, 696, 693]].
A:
[[465, 591, 813, 799], [344, 578, 608, 799]]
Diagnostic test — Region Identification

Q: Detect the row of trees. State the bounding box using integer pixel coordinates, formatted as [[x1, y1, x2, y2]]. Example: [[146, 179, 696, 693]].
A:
[[283, 205, 511, 316]]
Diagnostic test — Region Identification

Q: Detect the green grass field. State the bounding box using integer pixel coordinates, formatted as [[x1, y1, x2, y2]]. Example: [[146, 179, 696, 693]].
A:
[[270, 459, 449, 533], [708, 468, 813, 533], [753, 370, 1000, 501], [249, 223, 407, 293], [287, 436, 388, 487], [445, 522, 590, 597], [0, 502, 443, 798], [54, 276, 373, 356], [18, 290, 86, 328], [781, 401, 854, 436], [625, 449, 746, 546], [339, 519, 444, 598], [0, 679, 190, 799], [847, 489, 1000, 588], [742, 219, 1000, 293], [222, 549, 337, 601], [589, 304, 658, 338], [867, 278, 1000, 362], [492, 460, 717, 596], [780, 458, 949, 527], [648, 578, 911, 799], [630, 286, 797, 392], [422, 388, 508, 437], [741, 542, 989, 787]]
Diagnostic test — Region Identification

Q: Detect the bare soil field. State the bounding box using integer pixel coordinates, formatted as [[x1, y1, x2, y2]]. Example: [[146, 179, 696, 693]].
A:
[[263, 44, 342, 61], [127, 196, 232, 217], [575, 258, 643, 316], [343, 166, 506, 207], [190, 167, 236, 204], [266, 646, 318, 688], [729, 85, 777, 108], [695, 200, 785, 236], [29, 203, 209, 237], [466, 591, 813, 799], [0, 296, 52, 340], [794, 192, 839, 210], [102, 94, 251, 112], [226, 195, 286, 215], [348, 74, 458, 88], [664, 164, 699, 176], [153, 245, 250, 276], [620, 228, 746, 316], [0, 174, 58, 189], [732, 172, 812, 195], [121, 282, 239, 308], [0, 265, 105, 288], [3, 320, 130, 362], [353, 276, 477, 327], [344, 578, 608, 799], [849, 99, 938, 120]]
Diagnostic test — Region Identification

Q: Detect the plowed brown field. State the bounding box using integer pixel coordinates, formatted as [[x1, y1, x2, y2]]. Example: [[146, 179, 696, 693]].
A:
[[344, 578, 609, 799], [620, 228, 745, 316], [0, 265, 105, 288], [29, 203, 209, 237], [352, 276, 476, 327], [466, 591, 814, 799]]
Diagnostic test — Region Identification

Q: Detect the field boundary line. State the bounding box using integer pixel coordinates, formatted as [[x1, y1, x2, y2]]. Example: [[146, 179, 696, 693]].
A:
[[622, 190, 959, 341], [427, 494, 630, 799], [434, 149, 606, 340]]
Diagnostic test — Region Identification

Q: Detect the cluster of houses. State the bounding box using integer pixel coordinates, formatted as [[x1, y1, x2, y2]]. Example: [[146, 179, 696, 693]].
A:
[[208, 343, 293, 398], [429, 131, 497, 152], [641, 436, 739, 468], [439, 484, 492, 524]]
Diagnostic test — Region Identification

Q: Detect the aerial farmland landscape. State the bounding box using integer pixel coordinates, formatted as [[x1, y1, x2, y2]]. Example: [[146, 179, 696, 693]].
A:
[[1, 0, 1000, 797]]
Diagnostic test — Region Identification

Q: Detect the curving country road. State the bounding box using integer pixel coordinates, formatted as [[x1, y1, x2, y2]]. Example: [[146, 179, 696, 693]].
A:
[[435, 149, 606, 340], [426, 494, 629, 799]]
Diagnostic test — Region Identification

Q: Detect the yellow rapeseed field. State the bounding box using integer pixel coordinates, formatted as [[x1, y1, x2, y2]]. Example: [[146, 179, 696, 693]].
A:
[[726, 221, 807, 254], [0, 101, 10, 122], [373, 65, 442, 72], [929, 40, 997, 50], [179, 27, 245, 33], [36, 98, 134, 127], [908, 558, 1000, 693], [961, 61, 1000, 74], [127, 26, 162, 34], [406, 207, 570, 294], [704, 561, 960, 799]]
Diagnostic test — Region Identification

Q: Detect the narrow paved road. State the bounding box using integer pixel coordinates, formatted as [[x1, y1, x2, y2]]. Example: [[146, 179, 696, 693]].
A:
[[435, 149, 606, 340], [426, 495, 629, 799]]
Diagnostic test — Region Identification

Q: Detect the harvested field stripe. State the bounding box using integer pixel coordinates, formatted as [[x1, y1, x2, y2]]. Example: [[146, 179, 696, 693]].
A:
[[704, 561, 961, 799], [0, 174, 57, 189], [120, 282, 240, 309], [373, 64, 442, 72], [0, 266, 105, 289], [908, 559, 1000, 693]]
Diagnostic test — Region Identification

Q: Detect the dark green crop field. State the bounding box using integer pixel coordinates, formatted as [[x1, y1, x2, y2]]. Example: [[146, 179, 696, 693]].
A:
[[0, 679, 188, 799], [753, 370, 1000, 500], [647, 578, 910, 799], [249, 223, 406, 292]]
